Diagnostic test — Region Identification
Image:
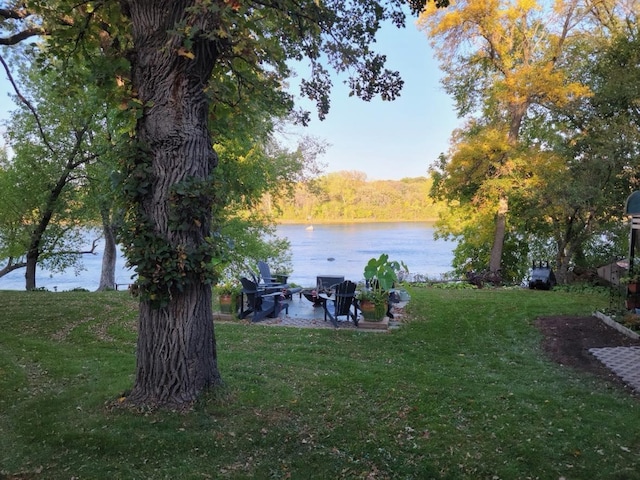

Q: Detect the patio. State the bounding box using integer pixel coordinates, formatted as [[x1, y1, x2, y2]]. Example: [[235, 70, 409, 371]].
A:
[[215, 292, 407, 331]]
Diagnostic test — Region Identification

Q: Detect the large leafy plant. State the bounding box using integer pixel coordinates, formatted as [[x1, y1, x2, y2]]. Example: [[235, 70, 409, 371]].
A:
[[362, 253, 408, 305]]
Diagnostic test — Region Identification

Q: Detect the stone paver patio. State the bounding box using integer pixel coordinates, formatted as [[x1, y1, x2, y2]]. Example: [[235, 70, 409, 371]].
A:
[[589, 346, 640, 393]]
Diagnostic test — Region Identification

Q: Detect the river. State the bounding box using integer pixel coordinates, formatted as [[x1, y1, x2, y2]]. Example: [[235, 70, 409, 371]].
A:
[[0, 222, 455, 291], [276, 222, 454, 287]]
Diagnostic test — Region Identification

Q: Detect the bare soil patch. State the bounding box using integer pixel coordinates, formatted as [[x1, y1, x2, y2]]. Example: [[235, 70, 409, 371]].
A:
[[535, 315, 640, 395]]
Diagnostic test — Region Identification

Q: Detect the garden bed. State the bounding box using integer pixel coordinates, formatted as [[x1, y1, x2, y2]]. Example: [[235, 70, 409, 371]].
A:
[[593, 311, 640, 340], [535, 315, 640, 395]]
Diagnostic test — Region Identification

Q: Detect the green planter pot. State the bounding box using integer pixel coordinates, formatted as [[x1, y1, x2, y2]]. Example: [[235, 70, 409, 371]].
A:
[[360, 300, 386, 321]]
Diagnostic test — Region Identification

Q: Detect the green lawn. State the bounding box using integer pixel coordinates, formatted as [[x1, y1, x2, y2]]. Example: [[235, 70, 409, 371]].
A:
[[1, 287, 639, 479]]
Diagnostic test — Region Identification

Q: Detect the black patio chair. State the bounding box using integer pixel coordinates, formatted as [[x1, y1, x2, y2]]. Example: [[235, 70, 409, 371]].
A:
[[321, 280, 358, 328], [257, 261, 302, 298], [257, 261, 287, 288], [239, 277, 288, 322]]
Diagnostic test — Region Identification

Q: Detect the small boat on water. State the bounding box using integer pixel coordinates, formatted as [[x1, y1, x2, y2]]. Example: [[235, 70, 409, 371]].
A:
[[305, 225, 314, 231]]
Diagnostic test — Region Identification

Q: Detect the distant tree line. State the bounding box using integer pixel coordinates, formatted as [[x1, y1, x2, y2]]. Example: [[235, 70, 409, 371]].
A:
[[270, 171, 445, 222]]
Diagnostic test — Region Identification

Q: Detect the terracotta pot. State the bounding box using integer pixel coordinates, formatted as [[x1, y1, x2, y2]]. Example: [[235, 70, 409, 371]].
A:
[[360, 300, 386, 321], [628, 283, 640, 294], [219, 294, 233, 313]]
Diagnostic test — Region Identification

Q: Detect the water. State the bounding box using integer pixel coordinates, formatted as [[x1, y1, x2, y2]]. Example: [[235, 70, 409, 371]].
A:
[[0, 239, 135, 291], [0, 222, 455, 291], [276, 222, 454, 287]]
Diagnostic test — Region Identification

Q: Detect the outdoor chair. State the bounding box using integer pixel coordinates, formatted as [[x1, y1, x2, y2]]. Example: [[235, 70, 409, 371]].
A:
[[257, 261, 302, 298], [321, 279, 358, 328], [317, 275, 345, 292], [239, 277, 288, 322], [301, 275, 345, 306]]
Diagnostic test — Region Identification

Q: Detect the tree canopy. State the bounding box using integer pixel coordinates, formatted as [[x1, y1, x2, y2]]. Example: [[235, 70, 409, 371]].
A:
[[422, 0, 640, 282], [0, 53, 112, 288], [2, 0, 451, 408]]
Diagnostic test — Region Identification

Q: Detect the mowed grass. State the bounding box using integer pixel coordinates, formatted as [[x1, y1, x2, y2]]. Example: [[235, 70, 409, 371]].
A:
[[1, 287, 639, 479]]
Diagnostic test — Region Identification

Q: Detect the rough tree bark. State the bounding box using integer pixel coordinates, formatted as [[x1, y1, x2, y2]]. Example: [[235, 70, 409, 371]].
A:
[[488, 196, 508, 275], [488, 102, 527, 275], [124, 0, 222, 407], [97, 207, 117, 291]]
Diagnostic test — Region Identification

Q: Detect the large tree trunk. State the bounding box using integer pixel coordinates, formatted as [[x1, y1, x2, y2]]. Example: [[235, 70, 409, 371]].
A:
[[134, 286, 218, 405], [489, 196, 508, 275], [125, 1, 222, 407], [97, 210, 117, 291], [555, 243, 570, 285], [488, 102, 527, 275], [25, 249, 38, 290]]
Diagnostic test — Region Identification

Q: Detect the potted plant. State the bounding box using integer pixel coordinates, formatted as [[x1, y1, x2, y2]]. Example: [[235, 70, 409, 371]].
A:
[[622, 269, 640, 293], [356, 287, 388, 321], [214, 279, 241, 314], [358, 254, 408, 321]]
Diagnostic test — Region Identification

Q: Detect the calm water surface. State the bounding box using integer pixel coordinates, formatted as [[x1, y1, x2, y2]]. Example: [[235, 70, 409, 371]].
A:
[[0, 223, 455, 291], [277, 222, 454, 287], [0, 239, 133, 291]]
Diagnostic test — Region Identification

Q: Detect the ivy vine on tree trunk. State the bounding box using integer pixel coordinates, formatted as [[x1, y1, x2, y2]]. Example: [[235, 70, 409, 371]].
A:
[[1, 0, 452, 408], [120, 0, 223, 407]]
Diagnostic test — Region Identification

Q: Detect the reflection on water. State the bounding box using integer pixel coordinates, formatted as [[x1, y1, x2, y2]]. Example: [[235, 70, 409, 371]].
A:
[[0, 241, 134, 292], [0, 222, 455, 291], [277, 222, 455, 287]]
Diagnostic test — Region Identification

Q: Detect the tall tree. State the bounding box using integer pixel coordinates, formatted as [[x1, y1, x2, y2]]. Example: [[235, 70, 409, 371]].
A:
[[118, 0, 416, 406], [2, 1, 450, 407], [0, 54, 108, 289], [518, 14, 640, 281], [418, 0, 590, 275]]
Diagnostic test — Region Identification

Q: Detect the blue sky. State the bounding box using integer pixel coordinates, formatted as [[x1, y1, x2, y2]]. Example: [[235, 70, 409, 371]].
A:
[[285, 20, 460, 180], [0, 18, 460, 181]]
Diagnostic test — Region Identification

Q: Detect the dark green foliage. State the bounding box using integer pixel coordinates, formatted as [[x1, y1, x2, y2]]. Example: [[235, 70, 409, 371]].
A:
[[408, 0, 450, 15], [169, 177, 215, 233]]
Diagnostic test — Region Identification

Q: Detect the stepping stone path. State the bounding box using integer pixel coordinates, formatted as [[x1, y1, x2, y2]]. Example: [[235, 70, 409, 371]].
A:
[[589, 346, 640, 393]]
